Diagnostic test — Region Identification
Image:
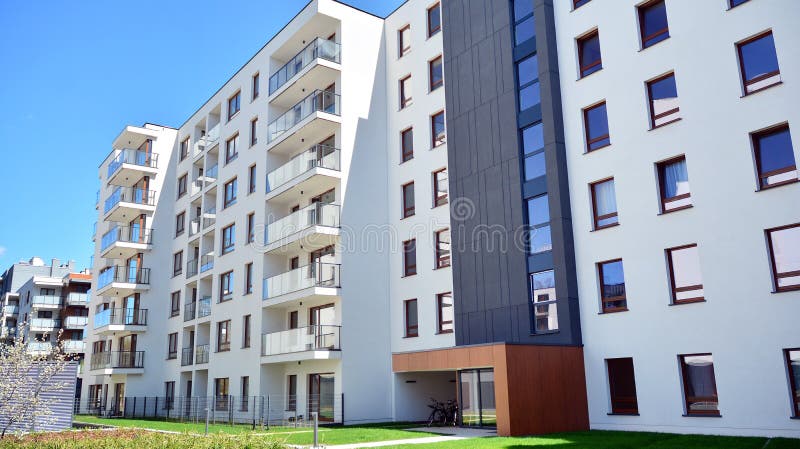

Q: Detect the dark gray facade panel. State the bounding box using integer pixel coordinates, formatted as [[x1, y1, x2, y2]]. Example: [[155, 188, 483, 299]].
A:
[[443, 0, 582, 346]]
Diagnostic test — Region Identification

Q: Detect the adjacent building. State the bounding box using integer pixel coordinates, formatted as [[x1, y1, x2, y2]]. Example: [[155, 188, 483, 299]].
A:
[[83, 0, 800, 438]]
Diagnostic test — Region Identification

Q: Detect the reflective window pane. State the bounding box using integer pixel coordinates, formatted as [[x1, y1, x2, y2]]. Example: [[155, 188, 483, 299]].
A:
[[768, 224, 800, 291], [515, 16, 536, 46]]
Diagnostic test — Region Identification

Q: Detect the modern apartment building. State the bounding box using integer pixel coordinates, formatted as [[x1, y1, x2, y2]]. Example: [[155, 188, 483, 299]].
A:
[[83, 0, 799, 438]]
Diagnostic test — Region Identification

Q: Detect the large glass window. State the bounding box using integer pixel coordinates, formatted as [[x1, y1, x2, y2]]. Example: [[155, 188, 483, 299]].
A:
[[679, 354, 719, 416], [785, 348, 800, 418], [530, 270, 558, 332], [598, 259, 626, 313], [638, 0, 669, 49], [512, 0, 535, 46], [517, 55, 540, 111], [667, 244, 704, 304], [647, 73, 680, 128], [522, 123, 545, 180], [752, 124, 797, 189], [527, 194, 552, 254], [658, 156, 692, 212], [607, 358, 638, 414], [459, 369, 496, 428], [591, 178, 618, 229], [766, 223, 800, 292], [578, 31, 602, 78], [583, 102, 610, 151], [737, 31, 781, 95]]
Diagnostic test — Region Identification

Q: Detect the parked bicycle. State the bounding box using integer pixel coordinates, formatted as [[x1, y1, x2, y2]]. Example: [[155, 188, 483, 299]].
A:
[[426, 398, 458, 427]]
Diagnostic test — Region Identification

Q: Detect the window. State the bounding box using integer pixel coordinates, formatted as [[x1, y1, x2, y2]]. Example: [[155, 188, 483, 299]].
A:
[[164, 381, 175, 409], [225, 134, 239, 164], [399, 25, 411, 57], [289, 311, 299, 329], [175, 212, 185, 236], [252, 73, 260, 100], [598, 259, 626, 312], [437, 292, 453, 333], [244, 263, 253, 295], [679, 354, 719, 416], [431, 111, 446, 147], [583, 102, 610, 151], [654, 156, 691, 213], [573, 0, 591, 8], [752, 124, 797, 189], [530, 270, 558, 332], [647, 73, 680, 128], [435, 228, 451, 268], [402, 182, 415, 218], [217, 320, 231, 351], [433, 168, 448, 206], [227, 91, 240, 120], [222, 224, 235, 254], [522, 123, 545, 180], [246, 212, 255, 243], [667, 244, 704, 304], [173, 251, 183, 277], [401, 127, 414, 162], [512, 0, 535, 45], [729, 0, 749, 7], [220, 271, 234, 301], [400, 75, 412, 109], [224, 178, 237, 208], [250, 118, 258, 146], [517, 55, 540, 111], [578, 30, 602, 78], [287, 375, 297, 411], [737, 31, 781, 95], [404, 299, 418, 337], [180, 138, 189, 161], [177, 174, 188, 198], [215, 377, 230, 410], [427, 2, 441, 37], [170, 291, 180, 317], [527, 194, 552, 254], [785, 348, 800, 417], [240, 376, 250, 411], [607, 358, 638, 414], [591, 178, 618, 229], [766, 223, 800, 292], [248, 164, 257, 193], [403, 239, 417, 276], [242, 315, 251, 348], [167, 333, 178, 359], [638, 0, 669, 49], [429, 56, 443, 91]]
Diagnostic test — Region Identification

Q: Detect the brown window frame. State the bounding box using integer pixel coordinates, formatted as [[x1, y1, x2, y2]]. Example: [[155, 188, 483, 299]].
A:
[[434, 228, 451, 269], [170, 291, 181, 317], [180, 137, 189, 161], [404, 298, 419, 337], [252, 73, 260, 100], [173, 251, 183, 277], [657, 155, 692, 213], [248, 164, 257, 194], [398, 25, 411, 58], [219, 271, 234, 302], [400, 75, 412, 109], [666, 244, 704, 304], [244, 262, 253, 295], [606, 357, 639, 415], [250, 117, 258, 146], [583, 101, 610, 152], [577, 30, 602, 78], [401, 127, 414, 163], [766, 223, 800, 293], [175, 211, 186, 236], [287, 375, 297, 411], [597, 258, 627, 313], [427, 2, 441, 37], [431, 110, 446, 148], [436, 292, 453, 334], [637, 0, 669, 49], [227, 90, 241, 121], [678, 353, 720, 416], [429, 55, 443, 91], [737, 30, 781, 96], [242, 314, 251, 348], [573, 0, 591, 8], [402, 182, 415, 218], [216, 320, 231, 352], [224, 177, 237, 208], [752, 124, 797, 190], [590, 178, 618, 230], [225, 133, 239, 164], [785, 348, 800, 418], [403, 239, 417, 277], [246, 212, 255, 244], [177, 174, 188, 198], [222, 223, 235, 254], [167, 333, 178, 359], [432, 168, 448, 207], [647, 72, 681, 129]]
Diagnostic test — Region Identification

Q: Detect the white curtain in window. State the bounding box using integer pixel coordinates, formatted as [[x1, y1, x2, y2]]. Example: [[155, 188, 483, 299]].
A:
[[595, 180, 617, 216], [664, 159, 689, 198]]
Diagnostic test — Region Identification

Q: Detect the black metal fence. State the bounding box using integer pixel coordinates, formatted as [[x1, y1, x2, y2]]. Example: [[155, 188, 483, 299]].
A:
[[73, 394, 343, 427]]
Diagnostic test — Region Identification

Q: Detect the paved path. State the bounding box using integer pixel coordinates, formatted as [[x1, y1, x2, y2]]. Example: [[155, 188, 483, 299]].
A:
[[319, 427, 496, 448]]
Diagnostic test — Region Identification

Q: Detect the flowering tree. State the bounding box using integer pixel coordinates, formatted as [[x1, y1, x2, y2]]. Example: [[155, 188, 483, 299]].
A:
[[0, 323, 70, 437]]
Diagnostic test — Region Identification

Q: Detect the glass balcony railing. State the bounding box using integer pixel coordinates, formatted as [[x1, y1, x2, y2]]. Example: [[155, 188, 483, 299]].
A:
[[98, 266, 151, 289], [94, 308, 148, 329], [90, 351, 144, 370], [104, 187, 156, 214], [181, 347, 194, 366], [200, 254, 214, 273], [205, 164, 219, 184], [267, 90, 340, 143], [189, 218, 201, 236], [67, 292, 89, 306], [107, 149, 158, 179], [187, 259, 199, 277], [267, 145, 340, 192], [63, 340, 86, 353], [269, 37, 341, 95], [266, 203, 339, 244], [184, 301, 196, 321], [195, 344, 210, 364], [203, 208, 216, 229], [261, 325, 341, 357], [198, 296, 212, 318], [27, 342, 53, 354], [3, 305, 19, 315], [196, 125, 220, 154], [30, 318, 60, 330], [101, 224, 153, 251], [32, 295, 61, 307], [64, 316, 89, 327], [263, 263, 340, 299]]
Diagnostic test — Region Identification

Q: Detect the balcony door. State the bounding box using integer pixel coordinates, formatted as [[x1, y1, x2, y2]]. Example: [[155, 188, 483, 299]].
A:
[[309, 304, 336, 349], [308, 373, 335, 422], [126, 253, 142, 283], [128, 214, 145, 243], [112, 383, 125, 416], [122, 294, 139, 324], [309, 245, 335, 285], [137, 138, 152, 165]]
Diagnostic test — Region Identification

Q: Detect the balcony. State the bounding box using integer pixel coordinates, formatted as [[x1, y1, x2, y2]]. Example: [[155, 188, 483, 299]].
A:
[[263, 263, 340, 305], [30, 318, 61, 332], [269, 37, 341, 107], [89, 351, 144, 374], [200, 255, 214, 274], [100, 225, 153, 258], [1, 326, 17, 339], [31, 295, 61, 309], [194, 126, 220, 158], [64, 316, 88, 329], [263, 203, 340, 253], [63, 340, 86, 353], [203, 208, 216, 230], [187, 259, 198, 278], [27, 341, 53, 355], [260, 325, 341, 364], [195, 344, 210, 364], [197, 297, 212, 319], [181, 347, 193, 366], [106, 149, 159, 186], [103, 187, 156, 222], [67, 292, 90, 306], [96, 266, 150, 297], [203, 164, 219, 187], [189, 218, 201, 237], [183, 301, 196, 322], [267, 90, 341, 153], [94, 308, 148, 334], [3, 305, 18, 315], [266, 145, 341, 202]]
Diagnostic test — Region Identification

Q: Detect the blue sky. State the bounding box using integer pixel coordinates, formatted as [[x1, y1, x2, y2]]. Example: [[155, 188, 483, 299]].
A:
[[0, 0, 401, 271]]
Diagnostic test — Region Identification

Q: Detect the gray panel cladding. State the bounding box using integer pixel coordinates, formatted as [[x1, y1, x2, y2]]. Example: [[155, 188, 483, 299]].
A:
[[443, 0, 582, 346], [0, 361, 78, 434]]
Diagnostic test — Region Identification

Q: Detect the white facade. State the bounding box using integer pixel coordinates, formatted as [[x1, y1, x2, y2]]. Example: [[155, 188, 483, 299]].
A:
[[555, 0, 800, 438]]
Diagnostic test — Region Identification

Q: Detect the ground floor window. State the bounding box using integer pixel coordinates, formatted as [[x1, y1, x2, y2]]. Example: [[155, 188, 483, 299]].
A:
[[458, 369, 496, 428], [606, 358, 638, 414], [785, 348, 800, 417], [679, 353, 719, 416]]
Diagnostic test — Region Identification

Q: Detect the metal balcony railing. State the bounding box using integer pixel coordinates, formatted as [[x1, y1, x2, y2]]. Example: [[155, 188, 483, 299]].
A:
[[67, 292, 89, 306], [198, 297, 212, 318], [266, 203, 340, 244], [267, 90, 340, 143], [101, 225, 153, 251], [181, 347, 194, 366], [98, 266, 151, 289], [184, 301, 196, 321], [261, 325, 341, 357], [267, 145, 340, 193], [107, 149, 158, 179], [263, 263, 340, 299], [32, 295, 61, 307], [195, 345, 210, 364], [90, 351, 145, 370], [104, 187, 156, 214], [187, 259, 199, 277], [200, 255, 214, 273], [94, 308, 148, 329], [269, 37, 341, 95], [30, 318, 61, 330]]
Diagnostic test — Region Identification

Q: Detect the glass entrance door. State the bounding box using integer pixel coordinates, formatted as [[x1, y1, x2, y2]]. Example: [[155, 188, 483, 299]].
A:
[[458, 368, 496, 428], [308, 373, 335, 422]]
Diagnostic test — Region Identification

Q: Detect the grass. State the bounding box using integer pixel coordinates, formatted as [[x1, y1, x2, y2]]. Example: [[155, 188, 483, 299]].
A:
[[0, 429, 286, 449]]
